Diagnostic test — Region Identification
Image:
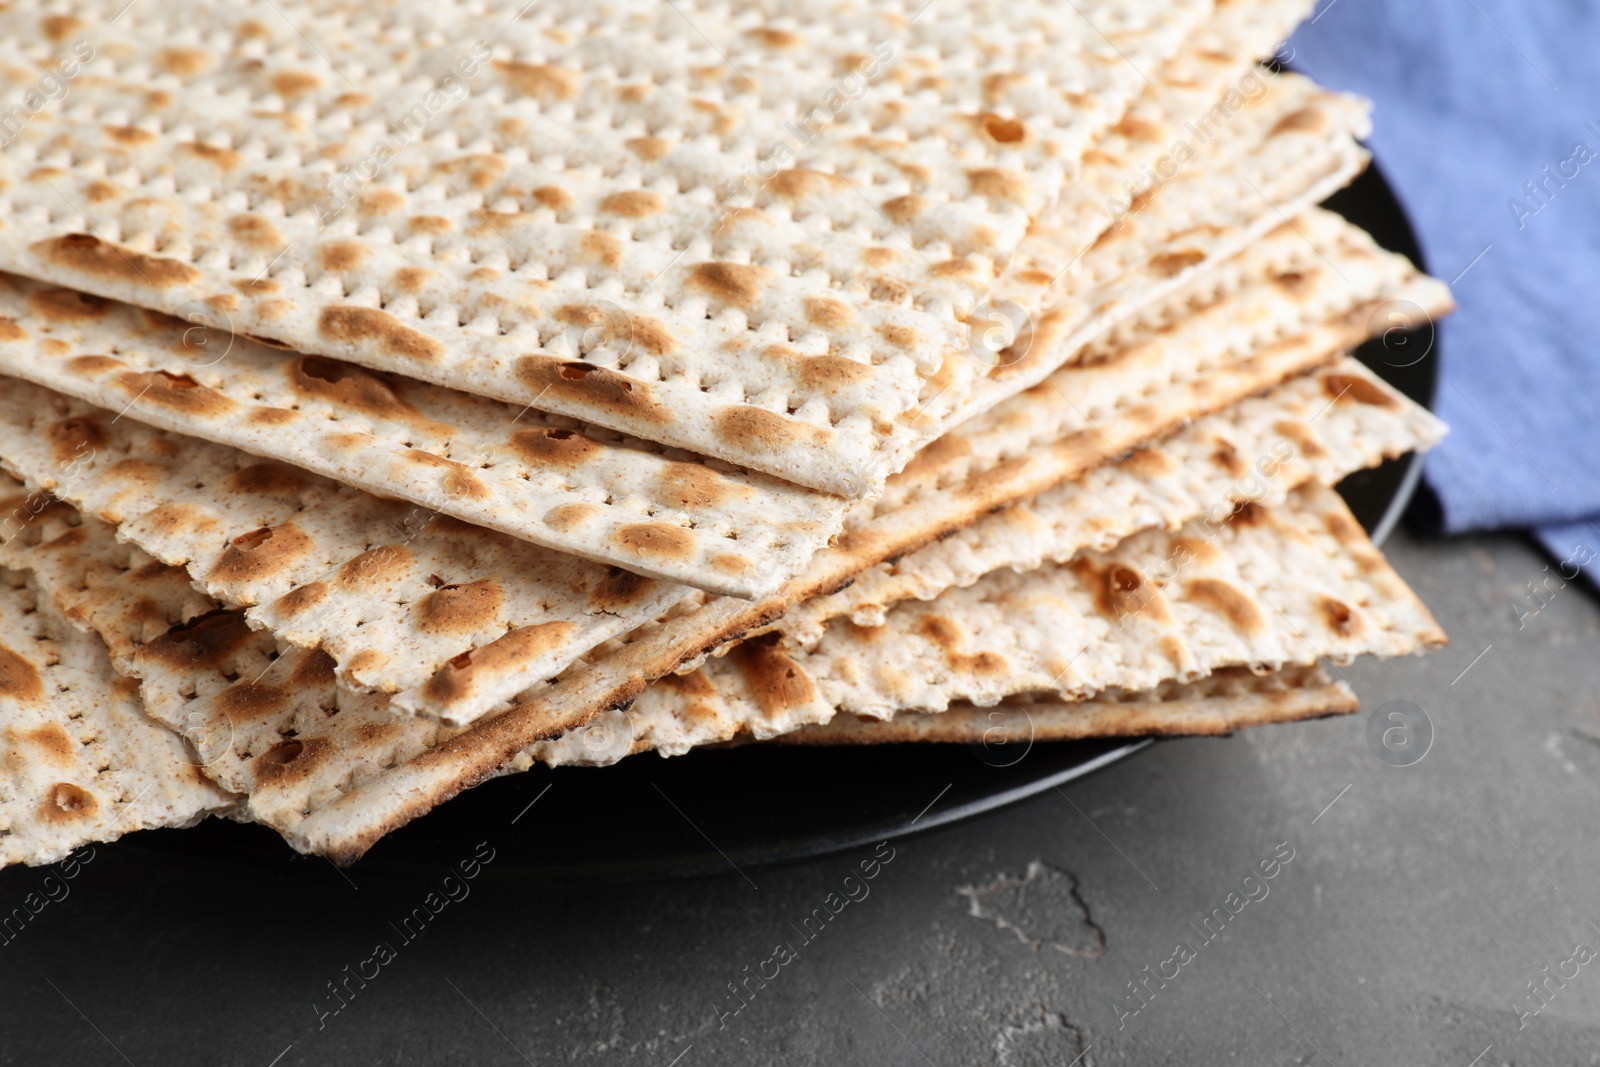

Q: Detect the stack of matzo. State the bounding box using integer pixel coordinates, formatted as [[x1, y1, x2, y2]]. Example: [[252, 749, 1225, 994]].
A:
[[0, 0, 1450, 866]]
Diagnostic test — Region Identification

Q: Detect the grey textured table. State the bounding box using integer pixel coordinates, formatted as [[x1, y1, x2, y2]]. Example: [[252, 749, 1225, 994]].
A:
[[5, 526, 1599, 1065]]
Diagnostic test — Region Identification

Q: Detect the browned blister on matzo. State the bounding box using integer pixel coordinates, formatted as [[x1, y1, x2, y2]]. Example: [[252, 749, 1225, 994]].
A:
[[0, 0, 1217, 496], [534, 482, 1446, 763], [766, 664, 1358, 745], [0, 381, 693, 725], [0, 273, 846, 599], [0, 564, 235, 867]]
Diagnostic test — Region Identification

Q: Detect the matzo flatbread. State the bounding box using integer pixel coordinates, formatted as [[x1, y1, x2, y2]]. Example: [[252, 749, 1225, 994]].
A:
[[0, 566, 235, 867], [780, 357, 1446, 647], [0, 498, 462, 841], [0, 379, 694, 725], [533, 481, 1445, 764], [0, 211, 1440, 725], [0, 271, 846, 598], [0, 0, 1215, 495], [766, 664, 1358, 745]]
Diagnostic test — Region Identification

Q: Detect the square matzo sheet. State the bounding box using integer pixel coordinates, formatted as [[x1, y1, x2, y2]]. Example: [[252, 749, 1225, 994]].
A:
[[0, 0, 1219, 495]]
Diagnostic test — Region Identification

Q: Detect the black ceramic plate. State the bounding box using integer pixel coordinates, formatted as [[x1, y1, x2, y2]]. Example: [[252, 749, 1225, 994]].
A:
[[127, 160, 1437, 885]]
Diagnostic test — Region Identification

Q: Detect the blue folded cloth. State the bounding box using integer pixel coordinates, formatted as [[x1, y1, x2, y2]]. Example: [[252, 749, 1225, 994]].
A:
[[1288, 0, 1600, 579]]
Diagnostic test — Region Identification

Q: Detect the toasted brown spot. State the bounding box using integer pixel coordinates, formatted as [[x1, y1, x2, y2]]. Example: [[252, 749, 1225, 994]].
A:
[[625, 136, 671, 161], [881, 194, 926, 224], [687, 261, 771, 308], [409, 215, 453, 234], [286, 355, 424, 422], [1071, 560, 1167, 622], [1271, 270, 1313, 297], [0, 318, 24, 341], [1272, 419, 1328, 461], [1317, 596, 1362, 636], [40, 783, 97, 823], [420, 621, 576, 705], [390, 267, 434, 294], [787, 353, 871, 394], [269, 71, 322, 98], [916, 615, 1007, 675], [32, 235, 200, 288], [630, 315, 677, 356], [336, 545, 413, 589], [981, 113, 1027, 142], [600, 190, 663, 218], [403, 451, 490, 500], [318, 240, 368, 272], [1211, 438, 1248, 476], [1186, 578, 1264, 634], [586, 568, 657, 613], [880, 323, 920, 350], [804, 296, 853, 329], [46, 415, 107, 463], [437, 153, 509, 191], [967, 168, 1028, 202], [213, 680, 289, 721], [180, 141, 243, 170], [414, 579, 503, 634], [656, 669, 716, 698], [104, 124, 155, 147], [253, 736, 331, 786], [1112, 116, 1164, 142], [40, 14, 82, 41], [104, 459, 170, 490], [207, 524, 315, 587], [116, 370, 238, 417], [156, 47, 214, 76], [543, 502, 599, 533], [612, 522, 695, 563], [25, 724, 75, 765], [318, 306, 443, 362], [730, 633, 816, 715], [345, 649, 388, 682], [1149, 249, 1207, 277], [1321, 373, 1398, 409], [357, 188, 405, 216], [712, 553, 751, 576], [747, 26, 802, 48], [1229, 501, 1266, 527], [495, 60, 579, 101], [515, 357, 669, 424], [225, 462, 310, 499], [1323, 510, 1367, 550], [714, 405, 830, 454], [0, 641, 44, 702], [656, 461, 746, 509], [1270, 107, 1325, 136], [508, 427, 602, 468], [142, 610, 258, 671], [272, 581, 328, 618], [767, 168, 846, 201], [576, 230, 621, 267]]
